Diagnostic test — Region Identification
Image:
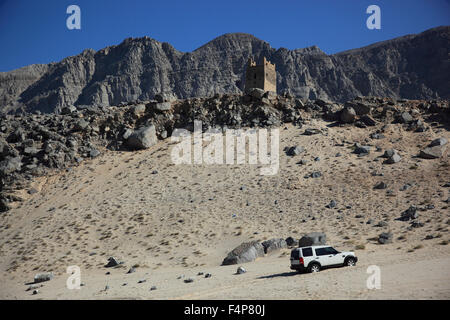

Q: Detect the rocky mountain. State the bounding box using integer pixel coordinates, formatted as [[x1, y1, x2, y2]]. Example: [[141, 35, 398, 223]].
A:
[[0, 26, 449, 114]]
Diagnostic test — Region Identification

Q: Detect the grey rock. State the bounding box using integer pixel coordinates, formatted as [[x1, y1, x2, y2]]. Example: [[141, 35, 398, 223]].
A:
[[399, 205, 418, 221], [375, 221, 388, 227], [354, 144, 371, 154], [132, 104, 146, 116], [155, 102, 172, 111], [340, 107, 356, 123], [73, 119, 90, 131], [126, 125, 157, 150], [248, 88, 265, 99], [310, 171, 322, 178], [419, 145, 445, 159], [398, 112, 413, 123], [374, 182, 387, 190], [286, 146, 304, 156], [0, 156, 22, 175], [33, 272, 54, 283], [285, 237, 297, 247], [154, 92, 177, 103], [384, 153, 401, 164], [378, 232, 393, 244], [89, 149, 100, 158], [261, 238, 287, 254], [298, 232, 326, 247], [303, 128, 321, 136], [361, 115, 376, 126], [61, 105, 77, 115], [222, 241, 265, 265], [236, 266, 246, 274], [429, 137, 448, 147], [105, 257, 120, 268], [326, 200, 337, 208]]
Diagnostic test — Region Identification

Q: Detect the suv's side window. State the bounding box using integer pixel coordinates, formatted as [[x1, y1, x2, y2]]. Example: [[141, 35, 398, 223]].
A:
[[302, 248, 313, 257], [325, 247, 339, 255], [315, 248, 328, 256]]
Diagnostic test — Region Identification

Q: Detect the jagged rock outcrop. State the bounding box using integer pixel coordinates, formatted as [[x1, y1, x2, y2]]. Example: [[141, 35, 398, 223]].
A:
[[0, 26, 449, 114]]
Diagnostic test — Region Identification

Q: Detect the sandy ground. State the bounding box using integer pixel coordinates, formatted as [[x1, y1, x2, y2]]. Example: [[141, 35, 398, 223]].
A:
[[0, 118, 449, 299]]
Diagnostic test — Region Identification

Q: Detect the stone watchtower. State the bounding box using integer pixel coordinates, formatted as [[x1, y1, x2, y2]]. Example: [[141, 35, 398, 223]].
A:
[[244, 56, 276, 93]]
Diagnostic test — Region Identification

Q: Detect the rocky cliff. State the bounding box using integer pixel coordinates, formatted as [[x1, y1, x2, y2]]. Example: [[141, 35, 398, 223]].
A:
[[0, 26, 449, 114]]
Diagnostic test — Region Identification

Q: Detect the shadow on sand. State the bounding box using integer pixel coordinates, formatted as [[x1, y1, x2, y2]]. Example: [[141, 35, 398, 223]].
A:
[[257, 271, 301, 279]]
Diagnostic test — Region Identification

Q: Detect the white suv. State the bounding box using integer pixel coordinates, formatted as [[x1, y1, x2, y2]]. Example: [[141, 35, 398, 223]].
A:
[[290, 245, 358, 273]]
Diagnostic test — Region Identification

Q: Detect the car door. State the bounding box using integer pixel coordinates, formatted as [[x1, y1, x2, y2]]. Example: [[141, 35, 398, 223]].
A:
[[323, 247, 344, 266], [313, 247, 332, 266]]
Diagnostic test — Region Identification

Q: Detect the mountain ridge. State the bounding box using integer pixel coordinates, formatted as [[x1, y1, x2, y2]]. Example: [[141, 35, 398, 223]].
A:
[[1, 26, 449, 114]]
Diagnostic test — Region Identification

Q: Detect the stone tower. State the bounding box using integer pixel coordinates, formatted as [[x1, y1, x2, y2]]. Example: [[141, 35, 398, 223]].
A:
[[244, 56, 276, 92]]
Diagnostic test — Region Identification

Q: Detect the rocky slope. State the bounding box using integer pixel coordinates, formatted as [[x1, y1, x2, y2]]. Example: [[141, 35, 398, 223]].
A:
[[1, 88, 449, 213], [0, 26, 449, 114]]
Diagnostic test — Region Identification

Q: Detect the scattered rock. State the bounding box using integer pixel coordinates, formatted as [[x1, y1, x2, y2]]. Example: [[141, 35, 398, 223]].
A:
[[286, 146, 304, 156], [429, 137, 447, 147], [33, 272, 54, 283], [236, 266, 246, 274], [326, 200, 337, 208], [105, 257, 120, 268], [303, 128, 321, 135], [374, 182, 387, 190], [419, 145, 445, 159], [399, 205, 418, 221], [378, 232, 393, 244]]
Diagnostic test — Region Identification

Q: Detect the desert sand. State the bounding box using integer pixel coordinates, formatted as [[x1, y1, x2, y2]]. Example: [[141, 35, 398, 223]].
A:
[[0, 118, 449, 299]]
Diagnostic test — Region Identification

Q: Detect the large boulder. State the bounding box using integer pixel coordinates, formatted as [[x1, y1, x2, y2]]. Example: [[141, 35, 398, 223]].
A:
[[261, 238, 287, 254], [154, 92, 177, 103], [298, 232, 326, 247], [155, 102, 172, 111], [125, 125, 157, 150], [0, 156, 22, 176], [248, 88, 265, 99], [344, 101, 372, 116], [221, 241, 265, 265], [419, 145, 445, 159], [340, 107, 356, 123]]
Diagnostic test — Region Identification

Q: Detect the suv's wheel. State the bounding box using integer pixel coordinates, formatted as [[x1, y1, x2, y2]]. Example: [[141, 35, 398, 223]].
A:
[[308, 263, 320, 273], [345, 257, 356, 267]]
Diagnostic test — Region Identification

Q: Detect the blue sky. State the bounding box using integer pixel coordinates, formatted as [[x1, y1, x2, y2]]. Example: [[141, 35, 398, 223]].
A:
[[0, 0, 449, 72]]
